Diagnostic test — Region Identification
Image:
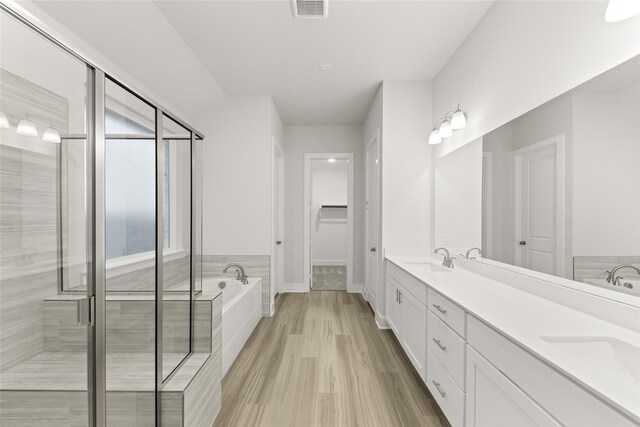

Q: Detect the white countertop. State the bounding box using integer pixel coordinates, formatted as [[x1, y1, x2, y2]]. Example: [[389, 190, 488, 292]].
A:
[[385, 254, 640, 423]]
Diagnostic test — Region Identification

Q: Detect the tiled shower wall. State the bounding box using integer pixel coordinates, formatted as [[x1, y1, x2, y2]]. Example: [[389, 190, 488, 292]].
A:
[[0, 69, 67, 371], [202, 255, 271, 316], [0, 143, 61, 371]]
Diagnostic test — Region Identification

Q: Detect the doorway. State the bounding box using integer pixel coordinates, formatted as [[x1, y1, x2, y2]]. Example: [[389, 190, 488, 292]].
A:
[[514, 134, 565, 276], [303, 153, 354, 291]]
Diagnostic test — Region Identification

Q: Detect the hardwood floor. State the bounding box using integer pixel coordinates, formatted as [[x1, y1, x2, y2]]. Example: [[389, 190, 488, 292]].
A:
[[214, 291, 449, 427]]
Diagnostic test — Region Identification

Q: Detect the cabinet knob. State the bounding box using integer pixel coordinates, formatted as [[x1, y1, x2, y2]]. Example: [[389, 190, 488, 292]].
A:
[[370, 247, 376, 252], [519, 240, 527, 246], [276, 240, 282, 245]]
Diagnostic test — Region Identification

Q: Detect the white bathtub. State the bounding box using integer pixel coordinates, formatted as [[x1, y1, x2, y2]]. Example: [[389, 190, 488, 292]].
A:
[[202, 277, 262, 377]]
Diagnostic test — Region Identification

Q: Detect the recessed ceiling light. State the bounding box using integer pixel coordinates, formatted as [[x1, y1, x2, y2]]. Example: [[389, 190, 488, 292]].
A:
[[327, 158, 336, 163], [319, 64, 332, 72]]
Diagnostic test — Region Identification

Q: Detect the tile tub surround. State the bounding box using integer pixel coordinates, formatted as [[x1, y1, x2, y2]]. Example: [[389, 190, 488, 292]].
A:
[[386, 255, 640, 423], [202, 254, 271, 316], [574, 255, 640, 282]]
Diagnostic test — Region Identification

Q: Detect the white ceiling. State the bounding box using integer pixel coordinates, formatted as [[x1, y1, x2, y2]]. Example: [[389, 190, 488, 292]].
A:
[[156, 0, 493, 125], [29, 1, 494, 126], [29, 0, 225, 123]]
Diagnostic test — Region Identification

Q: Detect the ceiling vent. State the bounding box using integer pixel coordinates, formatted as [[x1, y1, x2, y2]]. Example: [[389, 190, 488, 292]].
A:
[[292, 0, 328, 19]]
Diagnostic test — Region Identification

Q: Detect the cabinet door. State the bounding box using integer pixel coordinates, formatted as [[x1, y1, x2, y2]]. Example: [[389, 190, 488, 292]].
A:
[[399, 289, 427, 380], [386, 275, 401, 336], [466, 346, 560, 427]]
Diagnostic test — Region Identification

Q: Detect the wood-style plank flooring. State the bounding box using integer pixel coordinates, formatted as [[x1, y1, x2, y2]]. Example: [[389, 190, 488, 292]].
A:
[[213, 291, 449, 427]]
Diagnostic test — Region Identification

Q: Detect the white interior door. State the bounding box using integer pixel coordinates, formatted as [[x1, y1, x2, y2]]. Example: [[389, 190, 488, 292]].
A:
[[272, 140, 284, 306], [515, 137, 564, 276], [277, 156, 284, 294], [365, 135, 379, 305]]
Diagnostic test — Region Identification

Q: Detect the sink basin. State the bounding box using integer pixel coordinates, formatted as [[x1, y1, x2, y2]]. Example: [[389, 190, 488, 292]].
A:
[[541, 336, 640, 387]]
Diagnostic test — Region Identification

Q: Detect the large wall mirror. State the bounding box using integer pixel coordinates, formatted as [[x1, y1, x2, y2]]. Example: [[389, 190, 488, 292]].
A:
[[435, 54, 640, 297]]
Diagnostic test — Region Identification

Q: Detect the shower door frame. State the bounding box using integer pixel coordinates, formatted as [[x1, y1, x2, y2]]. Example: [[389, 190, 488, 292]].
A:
[[1, 4, 205, 426]]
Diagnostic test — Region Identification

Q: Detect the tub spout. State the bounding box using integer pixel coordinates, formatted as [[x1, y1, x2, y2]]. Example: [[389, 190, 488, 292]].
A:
[[223, 263, 249, 285]]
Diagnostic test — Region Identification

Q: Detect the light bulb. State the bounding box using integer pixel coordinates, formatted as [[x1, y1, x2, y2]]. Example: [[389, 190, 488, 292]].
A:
[[451, 108, 467, 130], [327, 158, 336, 163], [42, 127, 61, 143], [0, 112, 8, 128], [428, 129, 442, 145], [605, 0, 640, 22], [17, 118, 38, 137], [439, 120, 452, 138]]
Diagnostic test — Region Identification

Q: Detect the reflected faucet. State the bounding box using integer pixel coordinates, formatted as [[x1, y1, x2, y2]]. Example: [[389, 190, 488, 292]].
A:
[[434, 248, 454, 268], [606, 265, 640, 287], [223, 263, 249, 285], [463, 247, 482, 260]]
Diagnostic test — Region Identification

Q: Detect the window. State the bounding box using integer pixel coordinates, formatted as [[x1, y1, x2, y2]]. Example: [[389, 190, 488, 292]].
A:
[[105, 109, 170, 259]]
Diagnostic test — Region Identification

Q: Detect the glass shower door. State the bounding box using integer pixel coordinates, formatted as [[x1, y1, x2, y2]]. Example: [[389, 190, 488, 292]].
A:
[[0, 8, 93, 426], [103, 77, 157, 426]]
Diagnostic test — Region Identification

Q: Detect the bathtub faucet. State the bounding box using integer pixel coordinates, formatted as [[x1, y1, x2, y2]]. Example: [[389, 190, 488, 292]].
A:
[[223, 263, 249, 285]]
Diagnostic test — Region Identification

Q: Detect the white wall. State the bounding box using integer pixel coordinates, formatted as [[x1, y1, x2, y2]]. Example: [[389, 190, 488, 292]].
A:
[[482, 123, 516, 264], [433, 1, 640, 158], [381, 82, 433, 250], [311, 162, 348, 264], [283, 126, 364, 288], [195, 96, 274, 256], [573, 87, 640, 256], [361, 81, 433, 323], [434, 138, 482, 251]]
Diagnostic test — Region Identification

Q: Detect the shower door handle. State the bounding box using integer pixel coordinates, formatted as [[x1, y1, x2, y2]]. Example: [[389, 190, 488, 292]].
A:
[[77, 296, 95, 326]]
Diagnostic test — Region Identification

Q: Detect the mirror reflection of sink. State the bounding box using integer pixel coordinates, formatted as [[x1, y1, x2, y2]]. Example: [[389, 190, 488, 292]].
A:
[[541, 336, 640, 387]]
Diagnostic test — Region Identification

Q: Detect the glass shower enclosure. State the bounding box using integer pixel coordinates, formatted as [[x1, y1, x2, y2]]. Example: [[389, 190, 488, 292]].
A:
[[0, 5, 204, 426]]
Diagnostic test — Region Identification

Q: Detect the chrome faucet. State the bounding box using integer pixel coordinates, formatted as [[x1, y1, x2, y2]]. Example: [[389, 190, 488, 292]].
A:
[[462, 247, 482, 260], [606, 264, 640, 287], [434, 248, 454, 268], [223, 263, 249, 285]]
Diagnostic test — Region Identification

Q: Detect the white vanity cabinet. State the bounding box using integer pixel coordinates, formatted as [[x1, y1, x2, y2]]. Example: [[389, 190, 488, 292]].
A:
[[466, 345, 560, 427], [467, 315, 636, 427], [426, 289, 467, 426], [384, 259, 637, 427], [385, 266, 427, 380]]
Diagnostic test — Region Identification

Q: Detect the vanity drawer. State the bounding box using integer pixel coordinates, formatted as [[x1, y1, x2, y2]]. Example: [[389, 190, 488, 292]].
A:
[[386, 261, 427, 306], [428, 288, 466, 337], [427, 349, 465, 427], [427, 311, 466, 390]]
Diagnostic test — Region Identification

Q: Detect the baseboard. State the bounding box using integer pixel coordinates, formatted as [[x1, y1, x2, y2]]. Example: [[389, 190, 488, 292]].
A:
[[348, 283, 363, 293], [284, 282, 308, 292], [270, 300, 275, 316], [375, 311, 390, 329], [312, 260, 347, 266]]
